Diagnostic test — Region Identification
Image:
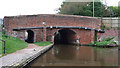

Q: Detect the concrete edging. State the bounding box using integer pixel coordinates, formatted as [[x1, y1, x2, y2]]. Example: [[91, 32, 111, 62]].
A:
[[15, 44, 53, 68]]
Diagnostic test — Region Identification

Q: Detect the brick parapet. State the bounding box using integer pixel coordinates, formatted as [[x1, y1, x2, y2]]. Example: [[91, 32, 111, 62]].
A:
[[4, 14, 102, 44]]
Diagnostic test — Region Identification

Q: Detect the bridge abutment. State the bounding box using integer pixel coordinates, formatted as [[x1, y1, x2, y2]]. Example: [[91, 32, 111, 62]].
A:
[[91, 30, 95, 43]]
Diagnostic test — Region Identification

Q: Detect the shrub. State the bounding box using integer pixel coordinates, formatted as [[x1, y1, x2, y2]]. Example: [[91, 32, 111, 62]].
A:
[[101, 24, 111, 30], [89, 37, 116, 46], [95, 41, 115, 46], [104, 37, 114, 41]]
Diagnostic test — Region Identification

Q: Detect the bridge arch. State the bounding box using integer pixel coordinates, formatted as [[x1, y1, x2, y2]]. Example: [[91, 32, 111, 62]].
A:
[[54, 29, 77, 44], [25, 30, 34, 43]]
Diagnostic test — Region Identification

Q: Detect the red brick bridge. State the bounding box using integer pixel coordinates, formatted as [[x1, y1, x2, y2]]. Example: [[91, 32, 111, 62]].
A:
[[4, 14, 104, 44]]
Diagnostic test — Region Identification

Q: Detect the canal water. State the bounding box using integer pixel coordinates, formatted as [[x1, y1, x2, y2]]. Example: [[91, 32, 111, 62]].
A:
[[26, 44, 118, 67]]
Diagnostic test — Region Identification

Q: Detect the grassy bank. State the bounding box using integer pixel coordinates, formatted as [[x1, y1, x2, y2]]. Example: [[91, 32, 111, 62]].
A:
[[89, 41, 116, 46], [34, 41, 52, 46], [89, 37, 117, 47], [0, 35, 28, 54]]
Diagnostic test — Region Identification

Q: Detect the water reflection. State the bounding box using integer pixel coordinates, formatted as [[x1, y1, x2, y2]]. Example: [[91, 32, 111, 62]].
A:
[[54, 45, 76, 60], [27, 45, 118, 66]]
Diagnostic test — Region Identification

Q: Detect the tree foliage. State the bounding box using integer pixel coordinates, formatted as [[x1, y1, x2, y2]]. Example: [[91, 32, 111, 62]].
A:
[[108, 6, 120, 17], [57, 1, 119, 17]]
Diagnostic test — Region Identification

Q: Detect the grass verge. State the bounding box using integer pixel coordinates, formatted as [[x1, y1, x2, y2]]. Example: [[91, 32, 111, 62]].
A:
[[0, 36, 28, 54], [89, 37, 117, 47], [89, 41, 116, 47], [34, 41, 52, 46]]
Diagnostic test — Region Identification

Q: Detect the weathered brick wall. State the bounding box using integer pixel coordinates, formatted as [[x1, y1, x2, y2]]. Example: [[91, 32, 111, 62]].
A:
[[75, 29, 92, 44], [4, 14, 101, 35], [97, 29, 119, 38], [97, 29, 120, 45], [4, 14, 101, 44]]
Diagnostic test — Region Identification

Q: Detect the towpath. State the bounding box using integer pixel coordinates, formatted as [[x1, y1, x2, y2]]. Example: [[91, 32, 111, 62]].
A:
[[0, 44, 44, 67]]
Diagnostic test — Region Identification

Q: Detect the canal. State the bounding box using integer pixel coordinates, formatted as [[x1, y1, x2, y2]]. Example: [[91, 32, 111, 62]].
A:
[[26, 44, 118, 67]]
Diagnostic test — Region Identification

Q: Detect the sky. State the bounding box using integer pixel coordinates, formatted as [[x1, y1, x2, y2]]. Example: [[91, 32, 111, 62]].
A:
[[0, 0, 120, 18]]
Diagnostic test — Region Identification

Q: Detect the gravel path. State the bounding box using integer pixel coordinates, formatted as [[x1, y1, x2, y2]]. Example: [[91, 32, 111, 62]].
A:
[[0, 44, 44, 67]]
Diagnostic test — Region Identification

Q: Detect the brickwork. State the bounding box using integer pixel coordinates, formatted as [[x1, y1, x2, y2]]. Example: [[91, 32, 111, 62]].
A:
[[97, 29, 119, 38], [97, 29, 120, 45], [4, 14, 101, 44], [75, 29, 92, 44], [16, 30, 25, 40]]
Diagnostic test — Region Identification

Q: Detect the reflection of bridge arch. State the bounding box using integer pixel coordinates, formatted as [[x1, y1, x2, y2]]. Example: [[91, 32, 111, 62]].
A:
[[25, 30, 34, 43], [54, 29, 77, 44]]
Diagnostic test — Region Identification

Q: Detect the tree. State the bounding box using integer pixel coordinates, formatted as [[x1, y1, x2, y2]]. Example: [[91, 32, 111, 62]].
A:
[[57, 1, 112, 17], [58, 2, 92, 16], [108, 6, 120, 17]]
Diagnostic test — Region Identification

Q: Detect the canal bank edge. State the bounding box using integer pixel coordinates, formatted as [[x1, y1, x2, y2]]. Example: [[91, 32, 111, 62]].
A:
[[14, 44, 53, 68]]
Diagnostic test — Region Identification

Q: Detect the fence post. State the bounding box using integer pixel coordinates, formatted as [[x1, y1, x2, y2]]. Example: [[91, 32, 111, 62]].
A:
[[0, 39, 5, 54], [3, 41, 5, 54]]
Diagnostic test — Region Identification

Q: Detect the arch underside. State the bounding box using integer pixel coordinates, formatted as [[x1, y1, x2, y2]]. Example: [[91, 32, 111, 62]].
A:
[[25, 30, 34, 43], [54, 29, 77, 44]]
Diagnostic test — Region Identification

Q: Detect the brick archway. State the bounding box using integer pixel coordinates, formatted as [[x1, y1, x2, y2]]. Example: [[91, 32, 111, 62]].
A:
[[25, 30, 34, 43], [53, 29, 77, 44]]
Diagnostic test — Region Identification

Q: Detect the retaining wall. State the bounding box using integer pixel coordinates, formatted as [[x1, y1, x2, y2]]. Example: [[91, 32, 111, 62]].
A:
[[102, 17, 120, 28]]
